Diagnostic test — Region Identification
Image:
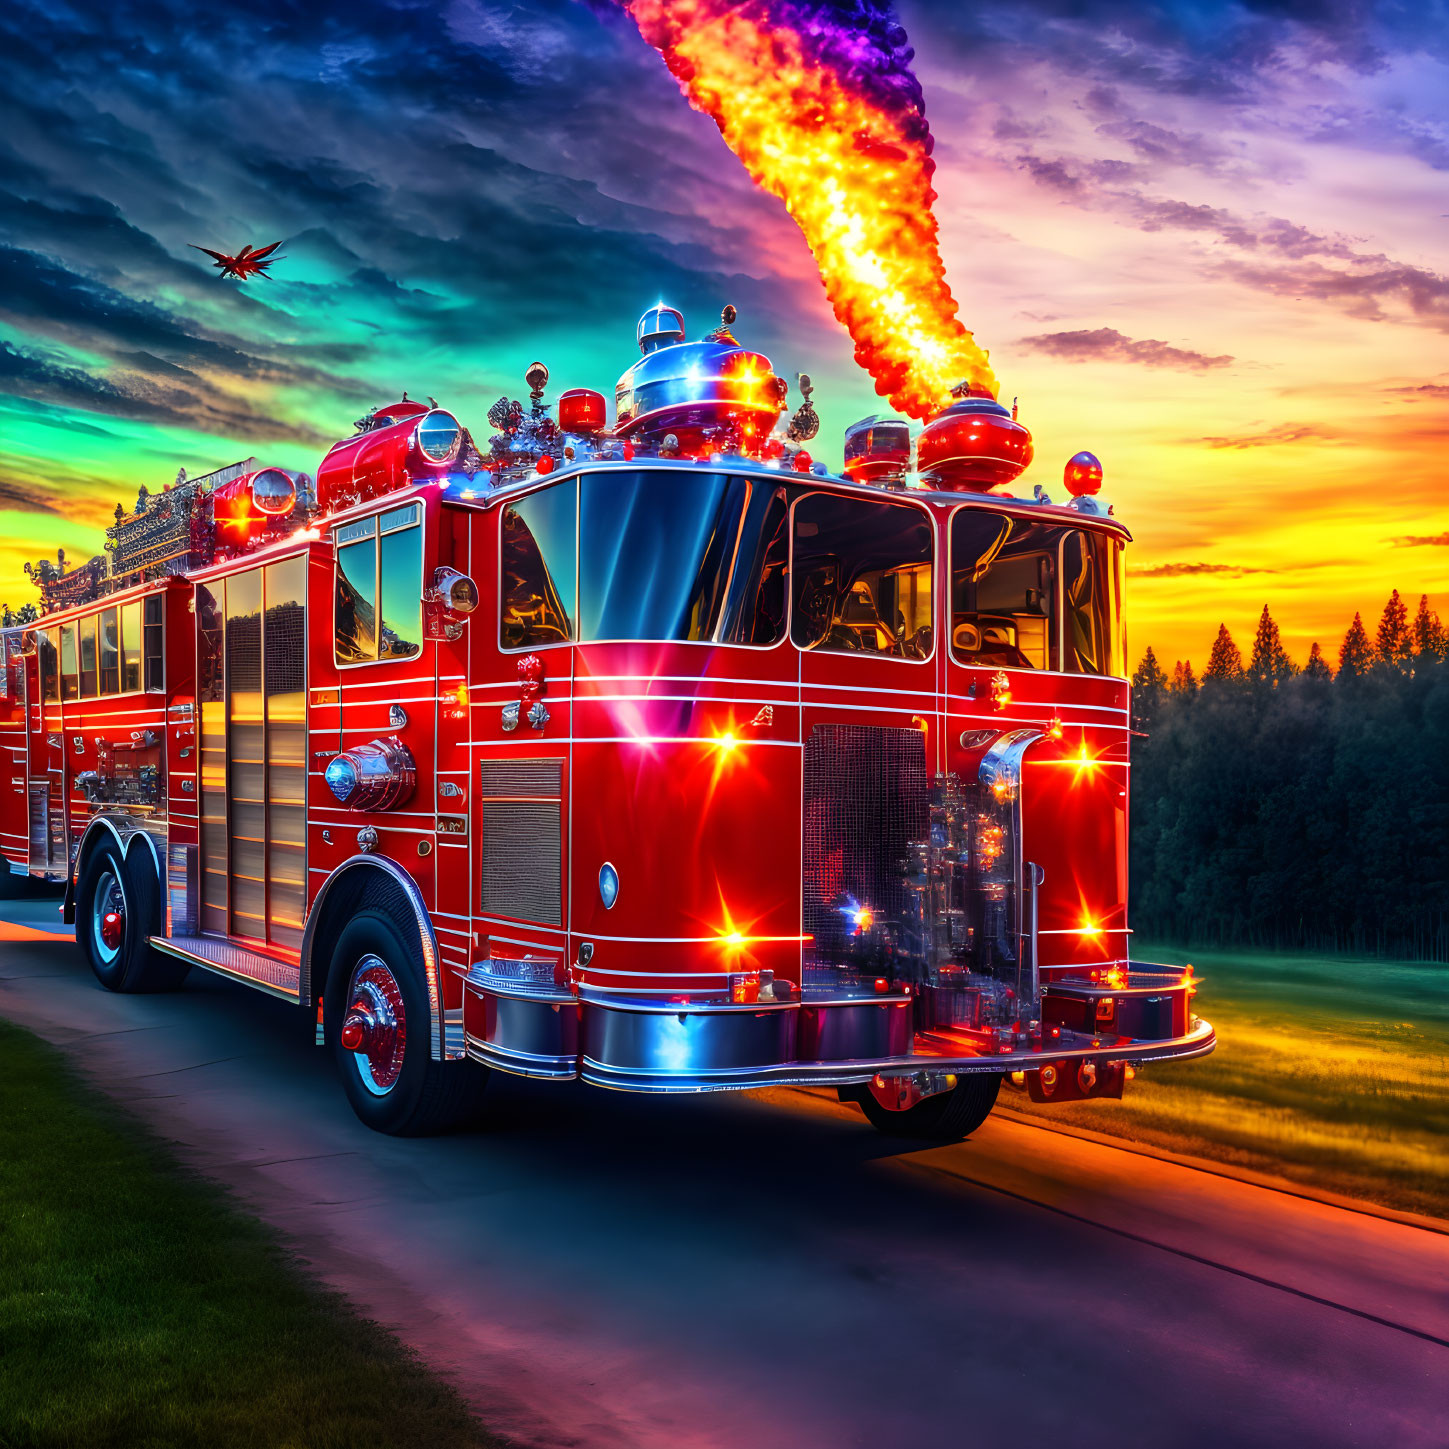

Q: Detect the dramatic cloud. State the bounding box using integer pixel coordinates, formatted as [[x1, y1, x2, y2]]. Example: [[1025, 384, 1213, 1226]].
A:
[[0, 0, 1444, 666], [1011, 151, 1449, 333], [1018, 327, 1233, 371], [1131, 562, 1276, 578], [0, 475, 65, 517], [1387, 383, 1449, 398], [1199, 423, 1333, 449], [1390, 533, 1449, 548]]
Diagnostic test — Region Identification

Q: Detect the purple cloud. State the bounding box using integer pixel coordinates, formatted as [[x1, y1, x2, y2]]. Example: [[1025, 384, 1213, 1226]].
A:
[[1199, 423, 1333, 449], [1018, 327, 1233, 371], [1131, 562, 1276, 578]]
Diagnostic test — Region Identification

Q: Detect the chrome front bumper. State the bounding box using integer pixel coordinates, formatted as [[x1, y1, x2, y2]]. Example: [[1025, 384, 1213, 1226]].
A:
[[461, 962, 1216, 1095]]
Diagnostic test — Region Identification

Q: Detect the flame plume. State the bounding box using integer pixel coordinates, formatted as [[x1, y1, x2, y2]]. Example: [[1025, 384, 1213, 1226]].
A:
[[622, 0, 996, 419]]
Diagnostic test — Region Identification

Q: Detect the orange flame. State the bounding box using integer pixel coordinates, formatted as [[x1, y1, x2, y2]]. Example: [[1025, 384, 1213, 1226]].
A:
[[623, 0, 997, 418]]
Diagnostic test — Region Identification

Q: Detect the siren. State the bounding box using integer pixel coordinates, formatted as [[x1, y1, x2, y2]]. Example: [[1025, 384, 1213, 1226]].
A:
[[842, 416, 911, 486], [323, 736, 417, 812], [915, 385, 1033, 493], [1064, 451, 1103, 496], [613, 304, 787, 453], [558, 388, 608, 434]]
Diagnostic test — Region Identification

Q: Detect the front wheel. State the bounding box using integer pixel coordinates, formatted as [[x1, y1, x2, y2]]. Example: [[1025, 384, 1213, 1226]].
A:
[[849, 1071, 1002, 1142], [326, 910, 489, 1136]]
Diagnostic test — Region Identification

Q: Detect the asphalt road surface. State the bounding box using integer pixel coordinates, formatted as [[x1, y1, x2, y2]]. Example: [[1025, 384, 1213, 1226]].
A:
[[2, 894, 1447, 1449]]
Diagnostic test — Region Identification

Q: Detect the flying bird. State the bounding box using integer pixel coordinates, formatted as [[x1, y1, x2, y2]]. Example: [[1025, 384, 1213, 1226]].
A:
[[189, 240, 284, 281]]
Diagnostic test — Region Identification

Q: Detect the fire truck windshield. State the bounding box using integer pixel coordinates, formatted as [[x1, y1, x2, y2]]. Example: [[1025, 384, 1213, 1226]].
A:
[[502, 470, 789, 648]]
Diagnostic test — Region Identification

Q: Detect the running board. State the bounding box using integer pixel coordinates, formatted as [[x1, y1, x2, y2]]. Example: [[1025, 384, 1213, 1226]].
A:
[[150, 934, 301, 1002]]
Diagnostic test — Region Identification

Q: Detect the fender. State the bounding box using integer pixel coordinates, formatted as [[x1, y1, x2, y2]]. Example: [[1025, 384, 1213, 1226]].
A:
[[300, 854, 456, 1061], [67, 813, 164, 907]]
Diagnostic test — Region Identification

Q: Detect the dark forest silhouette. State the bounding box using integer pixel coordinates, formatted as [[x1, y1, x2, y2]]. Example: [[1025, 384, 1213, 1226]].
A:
[[1130, 591, 1449, 962]]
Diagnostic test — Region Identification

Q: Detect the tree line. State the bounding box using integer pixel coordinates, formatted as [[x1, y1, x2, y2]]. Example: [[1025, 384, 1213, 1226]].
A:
[[1130, 591, 1449, 962]]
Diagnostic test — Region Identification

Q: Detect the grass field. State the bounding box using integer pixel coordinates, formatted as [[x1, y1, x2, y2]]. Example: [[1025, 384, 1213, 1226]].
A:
[[0, 1019, 502, 1449], [1007, 946, 1449, 1220]]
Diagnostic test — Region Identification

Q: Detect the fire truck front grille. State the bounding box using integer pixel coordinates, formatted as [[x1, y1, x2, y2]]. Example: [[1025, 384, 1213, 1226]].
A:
[[479, 758, 562, 927], [802, 724, 929, 989]]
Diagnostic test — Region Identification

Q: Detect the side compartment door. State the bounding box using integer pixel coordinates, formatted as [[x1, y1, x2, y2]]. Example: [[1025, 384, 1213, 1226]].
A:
[[197, 557, 308, 950]]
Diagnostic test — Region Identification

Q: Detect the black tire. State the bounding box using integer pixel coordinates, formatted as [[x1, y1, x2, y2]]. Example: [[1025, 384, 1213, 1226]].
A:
[[325, 909, 489, 1136], [850, 1072, 1002, 1142], [75, 837, 189, 992]]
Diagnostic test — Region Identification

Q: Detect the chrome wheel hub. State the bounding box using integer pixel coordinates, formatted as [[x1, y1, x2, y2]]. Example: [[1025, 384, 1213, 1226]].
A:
[[91, 868, 126, 965], [341, 954, 407, 1095]]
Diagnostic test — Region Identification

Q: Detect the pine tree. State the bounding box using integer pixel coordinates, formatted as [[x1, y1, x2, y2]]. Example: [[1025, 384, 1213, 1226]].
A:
[[1339, 612, 1373, 677], [1302, 641, 1332, 679], [1132, 647, 1167, 724], [1248, 604, 1294, 686], [1412, 594, 1445, 659], [1202, 623, 1244, 684], [1169, 659, 1197, 694], [1376, 589, 1410, 667]]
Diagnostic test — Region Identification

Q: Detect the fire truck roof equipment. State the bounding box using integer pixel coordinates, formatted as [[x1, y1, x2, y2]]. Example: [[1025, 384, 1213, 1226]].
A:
[[915, 384, 1034, 493]]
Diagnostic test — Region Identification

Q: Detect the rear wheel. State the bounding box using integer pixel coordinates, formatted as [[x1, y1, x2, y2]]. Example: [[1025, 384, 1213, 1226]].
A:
[[849, 1071, 1002, 1142], [75, 837, 188, 992], [326, 910, 488, 1136]]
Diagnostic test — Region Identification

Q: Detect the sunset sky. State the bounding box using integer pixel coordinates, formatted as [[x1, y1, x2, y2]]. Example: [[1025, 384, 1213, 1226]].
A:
[[1, 0, 1445, 669]]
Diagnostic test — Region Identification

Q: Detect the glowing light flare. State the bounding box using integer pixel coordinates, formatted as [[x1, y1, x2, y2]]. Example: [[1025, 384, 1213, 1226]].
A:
[[622, 0, 997, 418], [712, 887, 811, 963]]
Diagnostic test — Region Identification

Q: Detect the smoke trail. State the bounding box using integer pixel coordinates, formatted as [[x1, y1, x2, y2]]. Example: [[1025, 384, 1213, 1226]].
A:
[[621, 0, 997, 419]]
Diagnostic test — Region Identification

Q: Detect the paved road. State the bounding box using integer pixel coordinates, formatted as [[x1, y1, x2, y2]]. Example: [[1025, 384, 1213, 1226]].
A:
[[2, 897, 1447, 1449]]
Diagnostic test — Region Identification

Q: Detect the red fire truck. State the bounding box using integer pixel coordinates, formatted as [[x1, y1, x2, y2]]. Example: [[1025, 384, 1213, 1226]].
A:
[[0, 306, 1213, 1139]]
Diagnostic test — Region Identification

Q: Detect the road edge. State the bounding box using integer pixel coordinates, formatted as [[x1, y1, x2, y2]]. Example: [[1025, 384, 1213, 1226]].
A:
[[991, 1102, 1449, 1237]]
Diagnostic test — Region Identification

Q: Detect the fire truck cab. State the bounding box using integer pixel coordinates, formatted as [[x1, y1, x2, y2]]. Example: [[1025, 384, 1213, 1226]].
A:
[[0, 309, 1213, 1140]]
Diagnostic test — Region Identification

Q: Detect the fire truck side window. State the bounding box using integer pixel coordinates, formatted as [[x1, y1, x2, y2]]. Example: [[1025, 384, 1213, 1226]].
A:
[[377, 506, 423, 661], [78, 615, 98, 699], [951, 511, 1058, 671], [121, 601, 142, 692], [335, 519, 377, 663], [790, 495, 933, 660], [1062, 530, 1126, 677], [98, 607, 120, 695], [501, 483, 577, 650], [59, 624, 78, 701], [40, 629, 59, 702], [334, 506, 423, 665], [577, 472, 789, 646], [144, 594, 165, 691]]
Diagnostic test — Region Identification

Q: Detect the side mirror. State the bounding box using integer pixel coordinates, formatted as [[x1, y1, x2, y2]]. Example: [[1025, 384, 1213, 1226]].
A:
[[424, 567, 479, 641]]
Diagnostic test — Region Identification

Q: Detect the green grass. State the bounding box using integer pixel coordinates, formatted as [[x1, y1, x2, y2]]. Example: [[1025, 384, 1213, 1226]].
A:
[[1007, 945, 1449, 1221], [0, 1020, 504, 1449]]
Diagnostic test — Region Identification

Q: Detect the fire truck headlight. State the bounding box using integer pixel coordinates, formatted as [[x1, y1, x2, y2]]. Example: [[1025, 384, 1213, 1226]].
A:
[[598, 862, 619, 909], [415, 409, 463, 464], [249, 467, 297, 517], [324, 755, 359, 804], [431, 567, 479, 615]]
